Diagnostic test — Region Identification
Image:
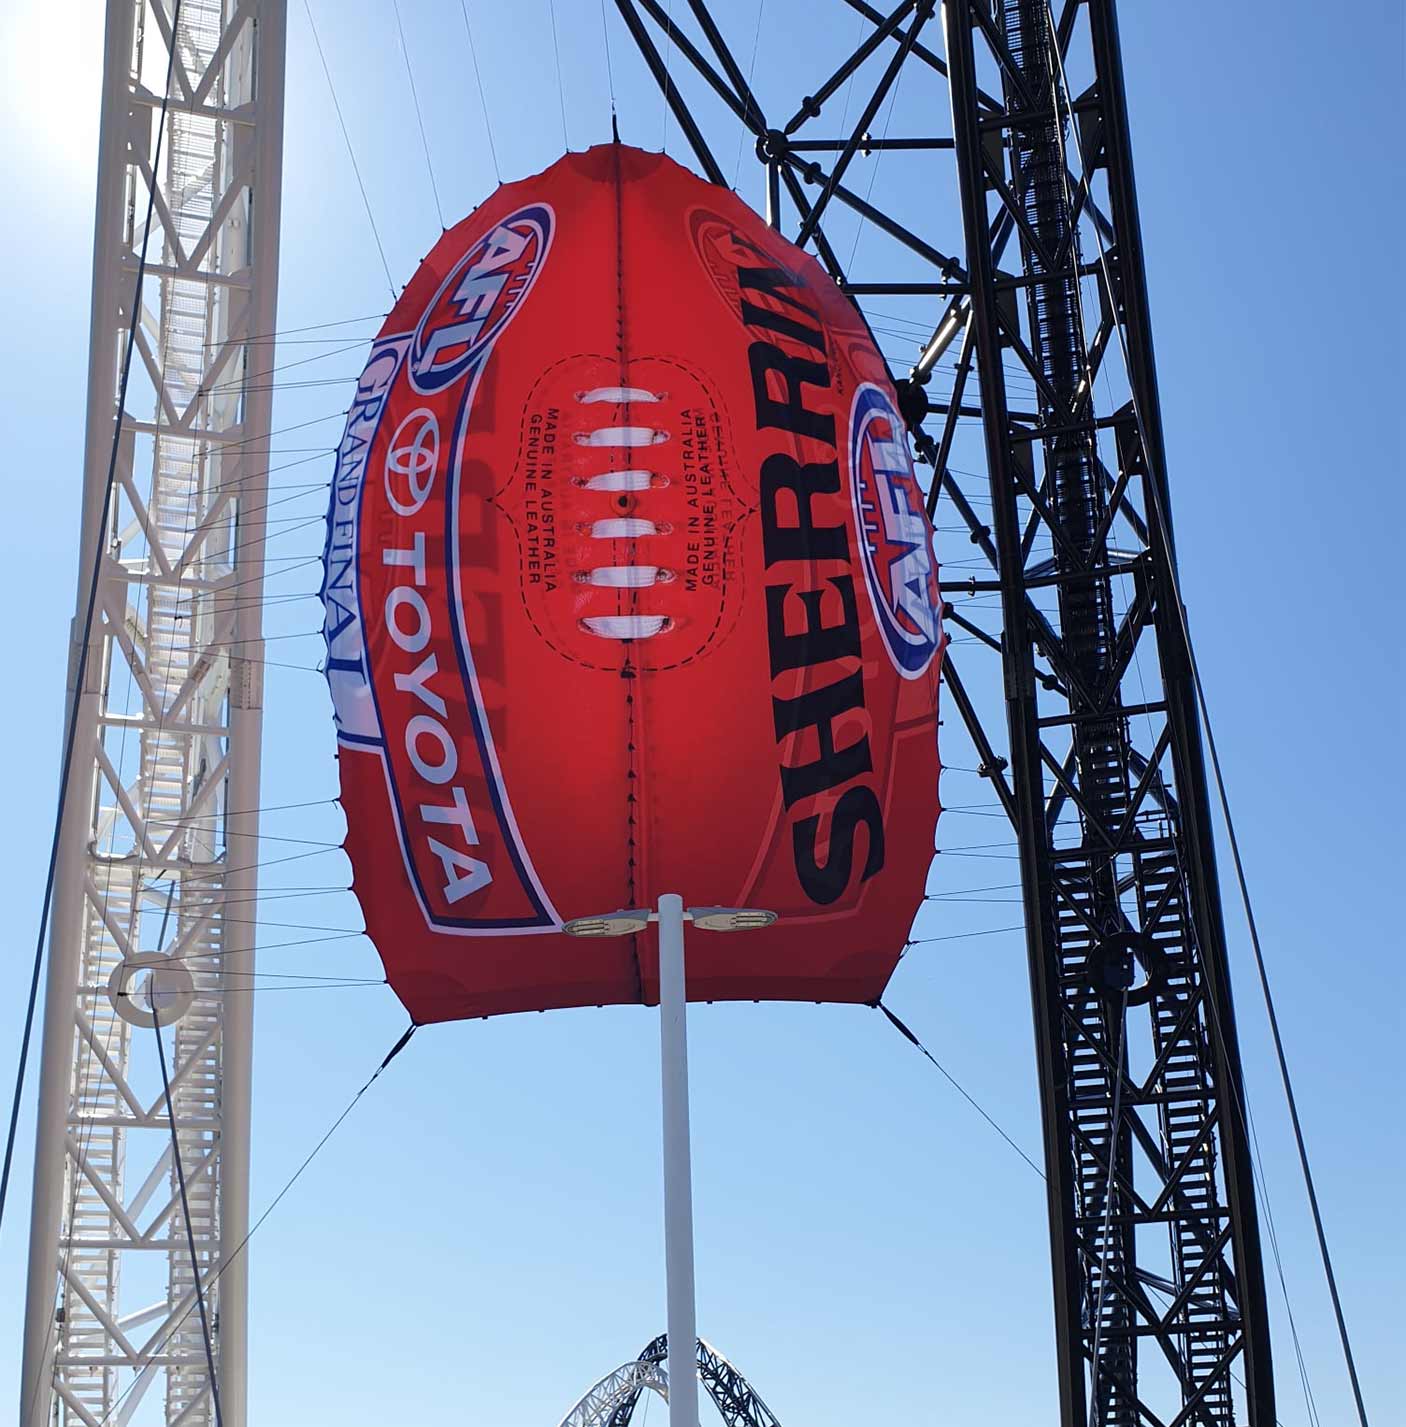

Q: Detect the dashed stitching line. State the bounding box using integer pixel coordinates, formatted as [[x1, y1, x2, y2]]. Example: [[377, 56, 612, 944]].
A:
[[613, 142, 642, 993]]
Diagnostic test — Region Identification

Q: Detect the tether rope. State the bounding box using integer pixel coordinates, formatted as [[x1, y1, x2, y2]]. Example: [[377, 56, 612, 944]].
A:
[[392, 0, 446, 230], [460, 1, 502, 183], [877, 1001, 1045, 1179], [304, 0, 396, 299], [548, 0, 571, 149], [94, 1025, 417, 1427], [153, 1013, 224, 1427], [729, 0, 766, 188], [846, 32, 907, 272], [599, 0, 618, 118], [200, 312, 388, 348]]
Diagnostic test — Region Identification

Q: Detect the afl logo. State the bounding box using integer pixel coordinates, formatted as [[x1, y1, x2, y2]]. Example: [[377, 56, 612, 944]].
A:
[[384, 409, 439, 517], [409, 203, 553, 395], [849, 384, 943, 678]]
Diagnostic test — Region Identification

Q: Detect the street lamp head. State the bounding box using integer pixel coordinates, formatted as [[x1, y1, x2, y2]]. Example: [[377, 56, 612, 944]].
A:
[[688, 907, 778, 932], [562, 909, 651, 937], [563, 905, 778, 936]]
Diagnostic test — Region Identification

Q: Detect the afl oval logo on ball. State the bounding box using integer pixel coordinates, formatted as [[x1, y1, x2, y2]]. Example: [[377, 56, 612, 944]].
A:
[[409, 203, 553, 395], [850, 384, 942, 678]]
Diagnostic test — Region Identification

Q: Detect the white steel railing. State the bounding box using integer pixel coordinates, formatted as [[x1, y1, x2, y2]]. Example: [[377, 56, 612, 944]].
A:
[[21, 3, 286, 1424]]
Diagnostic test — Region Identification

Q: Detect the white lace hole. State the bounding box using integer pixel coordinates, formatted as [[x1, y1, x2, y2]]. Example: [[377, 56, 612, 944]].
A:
[[579, 615, 673, 640], [573, 427, 669, 449], [580, 470, 654, 493], [579, 518, 659, 539], [574, 387, 664, 405], [577, 566, 661, 589]]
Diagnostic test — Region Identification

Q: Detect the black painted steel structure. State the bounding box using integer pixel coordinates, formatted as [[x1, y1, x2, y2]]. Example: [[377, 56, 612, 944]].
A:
[[614, 3, 1276, 1424]]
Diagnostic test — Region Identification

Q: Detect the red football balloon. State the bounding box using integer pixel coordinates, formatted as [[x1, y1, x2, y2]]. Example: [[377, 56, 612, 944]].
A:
[[322, 145, 945, 1022]]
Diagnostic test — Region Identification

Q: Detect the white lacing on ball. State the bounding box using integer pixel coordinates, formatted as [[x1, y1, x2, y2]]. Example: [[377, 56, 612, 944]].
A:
[[587, 517, 659, 539], [573, 426, 669, 448], [577, 470, 658, 492], [573, 391, 673, 641], [577, 565, 666, 588], [575, 387, 662, 404], [581, 615, 672, 639]]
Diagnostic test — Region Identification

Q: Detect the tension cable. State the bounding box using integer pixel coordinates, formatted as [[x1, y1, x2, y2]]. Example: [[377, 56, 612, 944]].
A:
[[460, 0, 502, 183], [392, 0, 446, 230], [877, 1000, 1044, 1180], [304, 0, 396, 300], [599, 0, 618, 120], [153, 1016, 224, 1427], [547, 0, 570, 150], [95, 1023, 418, 1427]]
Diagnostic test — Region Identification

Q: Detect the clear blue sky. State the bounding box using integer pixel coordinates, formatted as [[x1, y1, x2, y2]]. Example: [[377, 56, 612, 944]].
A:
[[1, 2, 1401, 1423]]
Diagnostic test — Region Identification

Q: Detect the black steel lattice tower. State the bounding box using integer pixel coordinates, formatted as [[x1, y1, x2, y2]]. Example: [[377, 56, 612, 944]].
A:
[[614, 2, 1277, 1423]]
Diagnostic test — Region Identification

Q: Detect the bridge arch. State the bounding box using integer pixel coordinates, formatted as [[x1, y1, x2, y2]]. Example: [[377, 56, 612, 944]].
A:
[[556, 1334, 783, 1427]]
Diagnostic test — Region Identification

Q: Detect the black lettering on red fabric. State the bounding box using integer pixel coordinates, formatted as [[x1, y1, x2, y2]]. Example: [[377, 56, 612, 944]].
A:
[[771, 672, 871, 808], [748, 342, 836, 445], [739, 299, 827, 352], [734, 241, 890, 907], [793, 786, 886, 905], [759, 455, 849, 566], [732, 241, 812, 309], [765, 577, 860, 677]]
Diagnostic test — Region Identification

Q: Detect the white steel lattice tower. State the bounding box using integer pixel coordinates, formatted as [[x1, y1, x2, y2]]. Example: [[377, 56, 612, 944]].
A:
[[21, 2, 286, 1423]]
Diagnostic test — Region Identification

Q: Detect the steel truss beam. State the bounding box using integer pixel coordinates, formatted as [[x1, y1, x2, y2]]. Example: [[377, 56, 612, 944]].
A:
[[614, 2, 1274, 1423], [22, 3, 286, 1424]]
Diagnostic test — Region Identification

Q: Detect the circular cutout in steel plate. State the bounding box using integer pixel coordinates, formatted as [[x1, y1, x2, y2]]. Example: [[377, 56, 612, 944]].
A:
[[107, 954, 196, 1029]]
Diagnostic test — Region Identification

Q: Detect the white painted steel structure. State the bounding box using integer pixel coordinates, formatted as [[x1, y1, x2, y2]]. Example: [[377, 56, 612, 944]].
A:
[[556, 1358, 671, 1427], [21, 2, 286, 1423]]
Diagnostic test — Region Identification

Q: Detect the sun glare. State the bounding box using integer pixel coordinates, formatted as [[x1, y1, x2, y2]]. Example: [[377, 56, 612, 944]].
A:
[[3, 4, 103, 181]]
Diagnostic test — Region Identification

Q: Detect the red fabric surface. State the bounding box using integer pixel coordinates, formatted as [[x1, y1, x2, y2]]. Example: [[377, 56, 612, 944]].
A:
[[322, 145, 944, 1022]]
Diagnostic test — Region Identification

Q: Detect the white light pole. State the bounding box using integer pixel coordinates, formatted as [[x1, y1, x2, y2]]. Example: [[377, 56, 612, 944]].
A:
[[655, 893, 697, 1426], [564, 898, 775, 1427]]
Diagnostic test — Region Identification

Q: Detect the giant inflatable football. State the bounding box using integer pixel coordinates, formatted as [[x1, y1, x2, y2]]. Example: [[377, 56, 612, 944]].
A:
[[321, 144, 944, 1022]]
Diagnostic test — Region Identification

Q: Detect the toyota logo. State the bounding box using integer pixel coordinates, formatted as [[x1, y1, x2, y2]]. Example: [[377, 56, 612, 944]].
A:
[[384, 408, 440, 517]]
